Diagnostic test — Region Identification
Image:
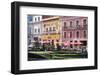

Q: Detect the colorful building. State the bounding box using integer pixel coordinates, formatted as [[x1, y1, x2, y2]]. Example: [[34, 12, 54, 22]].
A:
[[27, 15, 33, 45], [41, 16, 61, 47], [30, 15, 43, 43], [28, 15, 88, 50], [60, 16, 88, 49], [28, 15, 54, 45]]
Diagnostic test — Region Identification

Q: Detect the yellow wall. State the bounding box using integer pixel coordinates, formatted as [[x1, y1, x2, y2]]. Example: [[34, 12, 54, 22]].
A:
[[41, 34, 60, 40], [41, 17, 61, 46], [43, 19, 60, 32]]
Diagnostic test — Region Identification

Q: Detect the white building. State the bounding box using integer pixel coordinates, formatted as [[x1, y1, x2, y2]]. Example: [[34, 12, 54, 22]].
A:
[[32, 15, 42, 42], [27, 15, 33, 45], [28, 15, 53, 45]]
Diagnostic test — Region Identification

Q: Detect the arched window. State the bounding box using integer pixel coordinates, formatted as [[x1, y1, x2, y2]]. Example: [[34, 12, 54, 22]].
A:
[[38, 17, 40, 21], [83, 31, 87, 38], [83, 19, 87, 25], [70, 21, 72, 27], [64, 22, 66, 27], [76, 20, 79, 25], [70, 32, 72, 38], [76, 31, 79, 38], [64, 32, 66, 38], [76, 20, 80, 28], [35, 17, 37, 21]]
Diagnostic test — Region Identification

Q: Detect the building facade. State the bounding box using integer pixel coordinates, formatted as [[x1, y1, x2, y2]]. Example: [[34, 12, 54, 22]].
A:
[[28, 15, 88, 49], [41, 16, 61, 47], [28, 15, 33, 45], [60, 16, 88, 49], [31, 15, 42, 42]]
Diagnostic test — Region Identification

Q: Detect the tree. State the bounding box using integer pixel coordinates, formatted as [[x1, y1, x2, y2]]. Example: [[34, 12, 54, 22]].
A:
[[56, 43, 61, 51]]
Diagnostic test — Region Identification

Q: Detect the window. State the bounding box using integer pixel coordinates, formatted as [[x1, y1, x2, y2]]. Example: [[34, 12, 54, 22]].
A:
[[76, 20, 80, 28], [83, 19, 87, 25], [83, 31, 87, 38], [64, 32, 66, 38], [70, 32, 72, 38], [76, 31, 79, 38], [38, 29, 40, 33], [28, 27, 31, 34], [38, 17, 40, 21], [35, 17, 37, 21], [46, 28, 48, 32], [56, 40, 59, 42], [34, 37, 38, 41], [70, 21, 72, 27], [53, 27, 56, 31], [76, 21, 79, 25], [64, 22, 66, 27], [49, 27, 52, 31], [35, 29, 37, 33]]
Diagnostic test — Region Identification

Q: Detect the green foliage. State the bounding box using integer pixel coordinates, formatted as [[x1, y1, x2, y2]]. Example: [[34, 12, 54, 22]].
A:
[[29, 51, 88, 60]]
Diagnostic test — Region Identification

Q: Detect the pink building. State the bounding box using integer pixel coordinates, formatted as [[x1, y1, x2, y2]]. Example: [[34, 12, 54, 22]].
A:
[[60, 16, 88, 49]]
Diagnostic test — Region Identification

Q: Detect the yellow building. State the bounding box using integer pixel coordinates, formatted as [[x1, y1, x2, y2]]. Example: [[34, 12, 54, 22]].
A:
[[41, 16, 61, 47]]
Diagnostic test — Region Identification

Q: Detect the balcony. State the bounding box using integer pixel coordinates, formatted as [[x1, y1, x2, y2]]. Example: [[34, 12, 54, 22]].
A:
[[63, 24, 88, 31], [43, 30, 60, 34], [63, 26, 75, 31]]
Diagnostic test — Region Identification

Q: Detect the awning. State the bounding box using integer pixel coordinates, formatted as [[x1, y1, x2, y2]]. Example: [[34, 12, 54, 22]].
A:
[[64, 41, 70, 46], [70, 41, 82, 45]]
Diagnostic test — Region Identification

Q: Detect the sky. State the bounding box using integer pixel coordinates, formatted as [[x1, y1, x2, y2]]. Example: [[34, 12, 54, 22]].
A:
[[28, 15, 33, 22]]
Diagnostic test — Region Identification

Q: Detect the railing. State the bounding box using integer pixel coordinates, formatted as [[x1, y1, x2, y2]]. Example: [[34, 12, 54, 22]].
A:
[[43, 30, 59, 34], [63, 25, 88, 30]]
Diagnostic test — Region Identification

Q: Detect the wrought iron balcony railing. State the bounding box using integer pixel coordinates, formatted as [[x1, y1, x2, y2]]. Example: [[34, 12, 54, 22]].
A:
[[63, 24, 88, 30]]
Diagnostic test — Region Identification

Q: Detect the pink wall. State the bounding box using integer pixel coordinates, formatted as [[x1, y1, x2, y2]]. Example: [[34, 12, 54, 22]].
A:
[[61, 16, 88, 41]]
